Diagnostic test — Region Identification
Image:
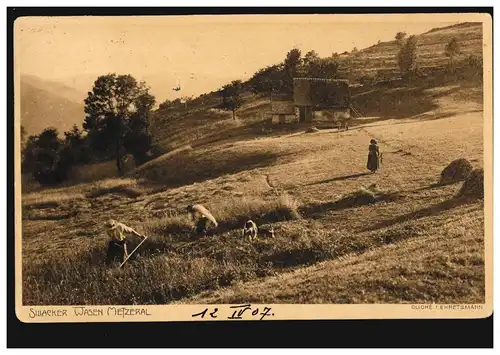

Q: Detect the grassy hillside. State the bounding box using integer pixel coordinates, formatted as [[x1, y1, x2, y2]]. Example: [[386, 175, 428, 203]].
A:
[[21, 22, 486, 305], [337, 22, 483, 80], [21, 99, 484, 305], [149, 22, 483, 154], [20, 74, 86, 136]]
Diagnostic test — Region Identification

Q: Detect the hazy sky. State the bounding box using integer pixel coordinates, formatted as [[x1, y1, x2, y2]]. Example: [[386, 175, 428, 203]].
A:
[[15, 14, 463, 103]]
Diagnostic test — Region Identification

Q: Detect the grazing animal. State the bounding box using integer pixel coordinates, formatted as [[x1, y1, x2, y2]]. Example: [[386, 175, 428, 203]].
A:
[[242, 219, 258, 242]]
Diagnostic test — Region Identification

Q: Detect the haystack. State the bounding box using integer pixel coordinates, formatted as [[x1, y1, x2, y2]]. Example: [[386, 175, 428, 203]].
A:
[[458, 168, 484, 199], [439, 158, 473, 185], [305, 126, 319, 133]]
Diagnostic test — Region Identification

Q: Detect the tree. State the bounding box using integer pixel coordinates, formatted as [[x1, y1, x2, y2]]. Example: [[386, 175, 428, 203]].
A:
[[307, 58, 340, 78], [83, 73, 156, 175], [249, 64, 286, 95], [63, 124, 92, 165], [221, 80, 243, 120], [22, 128, 73, 185], [395, 32, 407, 46], [124, 90, 155, 165], [303, 50, 320, 67], [397, 35, 419, 81], [158, 99, 172, 111], [282, 48, 302, 93], [445, 37, 461, 70]]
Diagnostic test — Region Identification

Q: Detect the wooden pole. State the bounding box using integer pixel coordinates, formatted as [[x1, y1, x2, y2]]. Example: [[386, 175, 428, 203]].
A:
[[119, 236, 148, 268]]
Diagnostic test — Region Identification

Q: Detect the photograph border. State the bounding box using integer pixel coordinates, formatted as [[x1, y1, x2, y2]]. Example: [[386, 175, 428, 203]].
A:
[[8, 6, 494, 348]]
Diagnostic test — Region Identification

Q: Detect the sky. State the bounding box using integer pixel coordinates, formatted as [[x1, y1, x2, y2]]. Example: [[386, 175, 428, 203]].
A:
[[15, 14, 464, 103]]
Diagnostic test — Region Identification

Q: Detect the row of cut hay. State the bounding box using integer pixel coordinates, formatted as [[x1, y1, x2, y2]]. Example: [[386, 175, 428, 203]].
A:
[[86, 178, 143, 198], [22, 191, 86, 209], [23, 177, 144, 211]]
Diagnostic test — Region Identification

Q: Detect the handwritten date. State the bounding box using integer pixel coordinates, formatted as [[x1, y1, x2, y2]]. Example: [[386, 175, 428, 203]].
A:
[[192, 304, 274, 321]]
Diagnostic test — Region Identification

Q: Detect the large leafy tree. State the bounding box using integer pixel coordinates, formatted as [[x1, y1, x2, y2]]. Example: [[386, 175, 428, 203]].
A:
[[83, 74, 156, 174]]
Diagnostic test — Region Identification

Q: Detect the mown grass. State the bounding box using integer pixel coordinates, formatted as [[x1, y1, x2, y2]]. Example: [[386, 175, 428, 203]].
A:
[[24, 190, 464, 305], [21, 22, 485, 305], [183, 212, 484, 304], [22, 226, 329, 305], [23, 198, 462, 305], [22, 194, 332, 305]]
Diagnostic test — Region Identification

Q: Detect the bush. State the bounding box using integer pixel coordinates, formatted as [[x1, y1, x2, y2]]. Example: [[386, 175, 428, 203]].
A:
[[439, 158, 473, 185]]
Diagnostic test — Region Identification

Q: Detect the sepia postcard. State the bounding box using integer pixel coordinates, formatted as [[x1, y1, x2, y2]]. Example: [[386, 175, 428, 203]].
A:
[[13, 11, 493, 324]]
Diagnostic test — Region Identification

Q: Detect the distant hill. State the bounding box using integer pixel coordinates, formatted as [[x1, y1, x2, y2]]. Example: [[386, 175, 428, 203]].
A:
[[20, 74, 86, 137]]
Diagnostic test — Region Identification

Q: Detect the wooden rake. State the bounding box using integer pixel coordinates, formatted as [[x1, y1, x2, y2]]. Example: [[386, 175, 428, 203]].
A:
[[119, 235, 148, 268]]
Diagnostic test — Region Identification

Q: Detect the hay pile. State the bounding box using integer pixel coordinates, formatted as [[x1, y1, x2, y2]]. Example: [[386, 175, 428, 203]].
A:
[[458, 168, 484, 199], [305, 126, 319, 133], [439, 158, 473, 185]]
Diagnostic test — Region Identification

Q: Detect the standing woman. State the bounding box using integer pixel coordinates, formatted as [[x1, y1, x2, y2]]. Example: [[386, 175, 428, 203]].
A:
[[367, 139, 381, 173]]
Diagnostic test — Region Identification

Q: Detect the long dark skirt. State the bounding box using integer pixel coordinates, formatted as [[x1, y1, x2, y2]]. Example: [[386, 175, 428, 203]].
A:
[[367, 152, 380, 172], [105, 240, 127, 265]]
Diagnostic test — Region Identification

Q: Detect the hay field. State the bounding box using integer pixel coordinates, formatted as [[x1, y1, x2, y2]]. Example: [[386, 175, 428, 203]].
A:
[[21, 85, 485, 304], [21, 21, 486, 305]]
